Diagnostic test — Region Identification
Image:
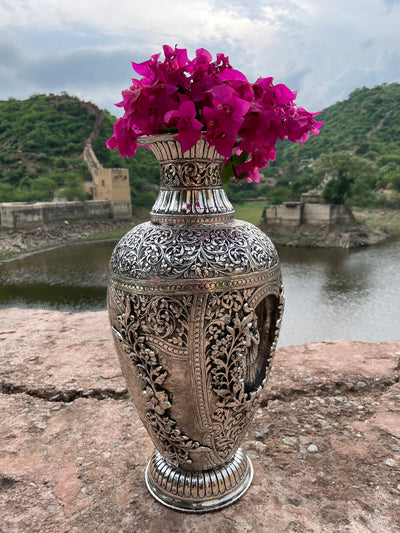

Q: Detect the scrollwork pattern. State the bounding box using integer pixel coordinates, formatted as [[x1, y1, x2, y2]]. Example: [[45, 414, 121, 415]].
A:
[[109, 289, 203, 464], [161, 160, 222, 188], [110, 220, 279, 280], [204, 290, 264, 460]]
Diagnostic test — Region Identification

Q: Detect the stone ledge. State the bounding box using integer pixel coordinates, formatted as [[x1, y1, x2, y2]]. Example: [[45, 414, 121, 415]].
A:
[[0, 308, 399, 532]]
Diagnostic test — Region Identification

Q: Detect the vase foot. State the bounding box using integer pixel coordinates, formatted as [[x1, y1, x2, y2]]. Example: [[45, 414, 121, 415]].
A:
[[145, 447, 253, 513]]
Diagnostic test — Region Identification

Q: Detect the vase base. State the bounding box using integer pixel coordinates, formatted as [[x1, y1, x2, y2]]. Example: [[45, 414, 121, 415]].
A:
[[145, 447, 253, 513]]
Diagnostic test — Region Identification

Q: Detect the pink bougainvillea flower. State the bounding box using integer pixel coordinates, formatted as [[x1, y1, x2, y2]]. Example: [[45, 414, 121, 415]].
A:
[[106, 117, 139, 158], [272, 83, 297, 105], [203, 85, 251, 157], [107, 45, 323, 183], [192, 48, 213, 68], [285, 108, 323, 144], [162, 44, 190, 69], [213, 53, 231, 70], [234, 146, 276, 183], [131, 53, 160, 79], [164, 100, 203, 154], [216, 68, 248, 84]]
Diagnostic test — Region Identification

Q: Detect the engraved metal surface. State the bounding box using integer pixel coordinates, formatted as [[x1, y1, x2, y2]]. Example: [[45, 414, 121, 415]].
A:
[[107, 134, 284, 511], [109, 221, 279, 280], [143, 135, 235, 224], [145, 447, 253, 512]]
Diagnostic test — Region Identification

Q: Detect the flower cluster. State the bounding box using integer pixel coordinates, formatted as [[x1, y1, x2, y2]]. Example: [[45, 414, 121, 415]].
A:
[[107, 45, 323, 183]]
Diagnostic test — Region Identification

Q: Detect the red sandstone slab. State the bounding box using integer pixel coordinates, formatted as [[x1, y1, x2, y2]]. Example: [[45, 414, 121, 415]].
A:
[[0, 384, 399, 532], [266, 339, 400, 399], [0, 308, 125, 396], [1, 309, 399, 402], [0, 309, 399, 531]]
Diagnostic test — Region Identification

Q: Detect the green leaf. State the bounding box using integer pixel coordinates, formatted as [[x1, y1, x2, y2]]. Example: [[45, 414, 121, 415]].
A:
[[232, 151, 248, 166], [222, 159, 234, 184], [159, 126, 179, 134]]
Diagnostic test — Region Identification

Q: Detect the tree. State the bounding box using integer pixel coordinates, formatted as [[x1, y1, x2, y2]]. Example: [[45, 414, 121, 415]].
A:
[[313, 152, 379, 205]]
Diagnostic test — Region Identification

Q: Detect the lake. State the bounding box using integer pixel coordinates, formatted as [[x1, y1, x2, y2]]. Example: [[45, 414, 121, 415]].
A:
[[1, 236, 399, 347]]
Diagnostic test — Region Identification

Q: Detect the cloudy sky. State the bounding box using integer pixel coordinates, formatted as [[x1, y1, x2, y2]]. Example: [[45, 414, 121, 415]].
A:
[[1, 0, 400, 115]]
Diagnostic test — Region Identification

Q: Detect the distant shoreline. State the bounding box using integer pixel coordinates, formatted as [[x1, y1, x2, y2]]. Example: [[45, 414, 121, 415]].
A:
[[0, 217, 143, 263], [260, 221, 390, 249], [1, 206, 399, 263]]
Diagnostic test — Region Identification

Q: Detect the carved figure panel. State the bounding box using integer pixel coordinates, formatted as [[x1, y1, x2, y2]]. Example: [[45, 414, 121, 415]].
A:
[[108, 287, 204, 464], [203, 288, 282, 461]]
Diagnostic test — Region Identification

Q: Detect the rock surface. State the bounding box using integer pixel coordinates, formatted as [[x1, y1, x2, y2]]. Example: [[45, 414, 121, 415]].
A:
[[0, 219, 138, 261], [259, 221, 389, 249], [0, 308, 399, 532]]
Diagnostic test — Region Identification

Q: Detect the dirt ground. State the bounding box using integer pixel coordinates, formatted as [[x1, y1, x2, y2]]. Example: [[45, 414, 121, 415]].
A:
[[352, 207, 400, 234]]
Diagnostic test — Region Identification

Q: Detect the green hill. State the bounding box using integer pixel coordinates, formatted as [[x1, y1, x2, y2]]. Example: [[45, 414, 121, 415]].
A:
[[0, 93, 159, 207], [263, 82, 400, 207], [1, 85, 400, 209]]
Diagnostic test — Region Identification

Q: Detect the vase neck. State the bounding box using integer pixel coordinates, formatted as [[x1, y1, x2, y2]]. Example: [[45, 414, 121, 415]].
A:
[[141, 135, 235, 225]]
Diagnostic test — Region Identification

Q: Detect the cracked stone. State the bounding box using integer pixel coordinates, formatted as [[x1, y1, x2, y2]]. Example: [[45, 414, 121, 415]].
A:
[[0, 309, 399, 532]]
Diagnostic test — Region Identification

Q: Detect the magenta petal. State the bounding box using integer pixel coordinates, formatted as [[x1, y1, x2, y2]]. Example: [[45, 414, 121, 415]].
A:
[[175, 126, 202, 154], [195, 48, 213, 64], [217, 69, 248, 83], [162, 44, 174, 59], [106, 136, 117, 150], [178, 99, 196, 119], [213, 135, 236, 158]]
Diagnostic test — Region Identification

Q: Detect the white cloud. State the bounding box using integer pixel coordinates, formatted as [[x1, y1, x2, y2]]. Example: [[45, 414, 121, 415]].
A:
[[1, 0, 400, 113]]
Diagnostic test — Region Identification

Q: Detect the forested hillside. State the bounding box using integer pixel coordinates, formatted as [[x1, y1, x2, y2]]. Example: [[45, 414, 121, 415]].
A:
[[263, 82, 400, 207], [1, 84, 400, 209], [0, 94, 95, 202], [0, 93, 160, 207]]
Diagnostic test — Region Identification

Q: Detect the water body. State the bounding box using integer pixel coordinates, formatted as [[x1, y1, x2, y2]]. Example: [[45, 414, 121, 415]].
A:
[[0, 237, 399, 347]]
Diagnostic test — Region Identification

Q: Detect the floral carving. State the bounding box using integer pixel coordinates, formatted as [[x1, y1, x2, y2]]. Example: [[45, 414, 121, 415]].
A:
[[161, 160, 222, 188], [109, 289, 202, 464], [204, 290, 265, 459], [110, 220, 278, 280]]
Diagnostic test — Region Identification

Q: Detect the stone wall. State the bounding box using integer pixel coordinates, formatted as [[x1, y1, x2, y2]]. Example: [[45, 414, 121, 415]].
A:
[[0, 200, 132, 228], [303, 203, 331, 225], [265, 202, 303, 226], [265, 201, 354, 227]]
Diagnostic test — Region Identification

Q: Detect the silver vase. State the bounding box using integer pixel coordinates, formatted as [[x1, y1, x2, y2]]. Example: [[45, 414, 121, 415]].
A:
[[107, 134, 284, 512]]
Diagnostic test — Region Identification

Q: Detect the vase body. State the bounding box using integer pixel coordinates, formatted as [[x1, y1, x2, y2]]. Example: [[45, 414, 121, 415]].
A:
[[107, 135, 284, 512]]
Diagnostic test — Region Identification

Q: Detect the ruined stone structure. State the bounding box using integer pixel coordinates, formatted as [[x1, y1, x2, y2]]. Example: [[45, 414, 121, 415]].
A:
[[265, 195, 354, 228], [0, 140, 132, 228], [0, 200, 131, 229], [0, 99, 132, 228], [83, 142, 131, 207]]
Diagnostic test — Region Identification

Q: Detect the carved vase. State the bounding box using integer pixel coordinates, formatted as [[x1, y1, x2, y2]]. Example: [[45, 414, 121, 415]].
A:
[[107, 134, 284, 512]]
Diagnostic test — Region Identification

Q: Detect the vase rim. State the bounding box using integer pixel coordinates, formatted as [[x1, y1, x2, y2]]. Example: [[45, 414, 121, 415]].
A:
[[138, 133, 181, 145], [138, 133, 215, 147]]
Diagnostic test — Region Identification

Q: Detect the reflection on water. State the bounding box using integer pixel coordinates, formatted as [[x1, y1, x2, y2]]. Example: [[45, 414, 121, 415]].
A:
[[0, 242, 111, 312], [278, 239, 400, 346], [1, 237, 399, 347]]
